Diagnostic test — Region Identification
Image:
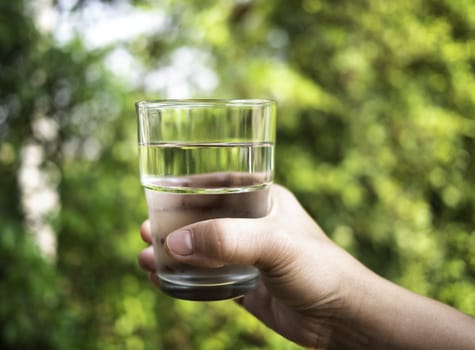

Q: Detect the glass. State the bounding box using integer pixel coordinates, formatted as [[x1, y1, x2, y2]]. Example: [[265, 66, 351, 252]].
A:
[[136, 99, 276, 301]]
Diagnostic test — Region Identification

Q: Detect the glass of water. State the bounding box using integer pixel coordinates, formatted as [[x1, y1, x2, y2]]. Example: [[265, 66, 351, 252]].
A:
[[136, 99, 276, 301]]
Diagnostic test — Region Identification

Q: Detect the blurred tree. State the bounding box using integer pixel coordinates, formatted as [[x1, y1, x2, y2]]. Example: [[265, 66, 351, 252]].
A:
[[0, 0, 155, 348], [1, 0, 474, 349], [0, 0, 77, 347]]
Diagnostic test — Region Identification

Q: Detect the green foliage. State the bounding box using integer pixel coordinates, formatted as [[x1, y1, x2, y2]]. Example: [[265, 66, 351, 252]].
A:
[[1, 0, 474, 349], [0, 226, 75, 349]]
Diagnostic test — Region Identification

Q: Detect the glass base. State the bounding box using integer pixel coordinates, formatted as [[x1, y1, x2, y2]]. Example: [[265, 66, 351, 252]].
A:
[[158, 275, 258, 301]]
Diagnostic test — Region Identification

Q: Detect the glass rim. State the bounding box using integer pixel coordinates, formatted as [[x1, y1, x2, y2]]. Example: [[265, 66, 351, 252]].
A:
[[135, 98, 275, 109]]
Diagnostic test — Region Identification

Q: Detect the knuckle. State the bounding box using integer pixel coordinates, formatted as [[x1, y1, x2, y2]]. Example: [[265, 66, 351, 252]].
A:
[[200, 219, 236, 263]]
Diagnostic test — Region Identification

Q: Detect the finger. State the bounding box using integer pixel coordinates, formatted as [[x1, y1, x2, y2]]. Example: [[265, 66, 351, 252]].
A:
[[232, 279, 280, 331], [233, 278, 266, 309], [238, 279, 273, 318], [148, 271, 160, 287], [164, 216, 296, 271], [138, 245, 156, 271], [140, 220, 152, 244], [233, 296, 245, 306], [163, 184, 301, 270]]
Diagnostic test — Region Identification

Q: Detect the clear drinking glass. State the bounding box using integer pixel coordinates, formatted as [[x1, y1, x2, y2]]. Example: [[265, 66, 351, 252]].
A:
[[136, 99, 276, 301]]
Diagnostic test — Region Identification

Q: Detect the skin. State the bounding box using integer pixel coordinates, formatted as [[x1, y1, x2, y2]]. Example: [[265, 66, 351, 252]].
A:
[[138, 184, 475, 349]]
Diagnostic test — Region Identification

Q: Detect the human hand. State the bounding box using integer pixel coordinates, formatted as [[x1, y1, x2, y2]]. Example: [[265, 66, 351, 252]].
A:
[[138, 185, 370, 348]]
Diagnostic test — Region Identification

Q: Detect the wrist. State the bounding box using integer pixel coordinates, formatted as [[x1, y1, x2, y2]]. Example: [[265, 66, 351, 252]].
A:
[[331, 260, 375, 349], [308, 250, 375, 349]]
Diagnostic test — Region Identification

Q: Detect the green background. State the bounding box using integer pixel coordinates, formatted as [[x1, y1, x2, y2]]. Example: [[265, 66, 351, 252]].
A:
[[1, 0, 474, 349]]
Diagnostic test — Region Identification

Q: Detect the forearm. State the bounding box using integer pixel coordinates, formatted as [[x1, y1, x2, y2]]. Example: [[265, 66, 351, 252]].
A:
[[346, 270, 475, 350]]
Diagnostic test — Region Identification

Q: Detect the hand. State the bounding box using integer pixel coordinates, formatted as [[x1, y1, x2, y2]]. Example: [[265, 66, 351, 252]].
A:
[[139, 185, 370, 348], [138, 184, 475, 349]]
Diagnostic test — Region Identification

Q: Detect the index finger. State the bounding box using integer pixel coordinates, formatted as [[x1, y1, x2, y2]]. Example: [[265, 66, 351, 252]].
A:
[[140, 220, 153, 244]]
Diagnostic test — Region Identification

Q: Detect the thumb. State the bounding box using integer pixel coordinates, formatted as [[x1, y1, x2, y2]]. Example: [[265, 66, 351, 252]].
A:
[[165, 217, 295, 271]]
